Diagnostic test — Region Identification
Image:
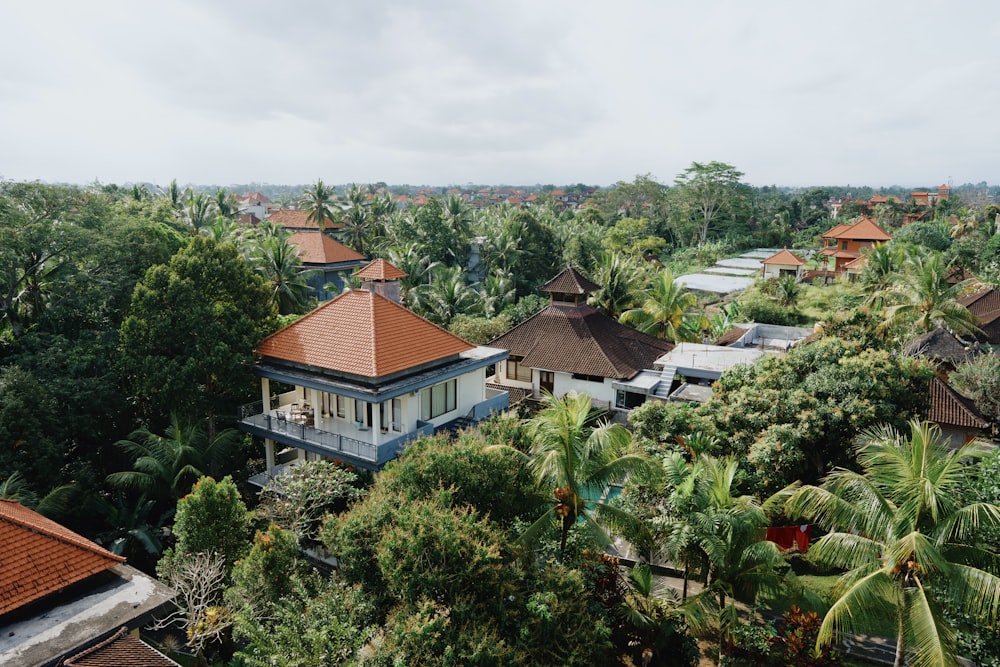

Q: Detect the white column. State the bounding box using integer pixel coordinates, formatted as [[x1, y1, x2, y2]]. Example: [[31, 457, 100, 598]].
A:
[[264, 439, 275, 472], [371, 401, 381, 448], [260, 378, 270, 410]]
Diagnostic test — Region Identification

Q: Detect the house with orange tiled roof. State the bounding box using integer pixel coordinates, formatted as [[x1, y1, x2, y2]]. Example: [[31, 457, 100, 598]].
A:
[[761, 249, 806, 280], [288, 231, 367, 300], [268, 209, 343, 233], [0, 500, 175, 667], [236, 191, 277, 219], [818, 216, 892, 274], [487, 267, 673, 411], [238, 260, 508, 474]]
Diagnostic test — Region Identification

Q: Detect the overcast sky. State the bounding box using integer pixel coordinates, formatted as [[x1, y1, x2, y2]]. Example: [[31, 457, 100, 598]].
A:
[[3, 1, 999, 188]]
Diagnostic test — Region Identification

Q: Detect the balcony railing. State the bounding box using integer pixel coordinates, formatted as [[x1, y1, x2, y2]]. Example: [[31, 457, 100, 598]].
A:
[[240, 411, 377, 463]]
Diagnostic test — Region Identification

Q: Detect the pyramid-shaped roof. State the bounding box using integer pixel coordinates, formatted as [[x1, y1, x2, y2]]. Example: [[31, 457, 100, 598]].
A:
[[762, 249, 805, 266], [540, 267, 600, 295], [0, 499, 125, 615], [256, 290, 472, 378], [289, 231, 365, 265], [904, 327, 978, 366], [269, 209, 341, 230], [489, 303, 672, 379], [823, 217, 892, 241], [353, 258, 407, 281]]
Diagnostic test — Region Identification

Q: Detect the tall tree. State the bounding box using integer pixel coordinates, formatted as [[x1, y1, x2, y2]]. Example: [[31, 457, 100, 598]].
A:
[[784, 420, 1000, 667], [674, 161, 745, 244], [118, 236, 277, 434]]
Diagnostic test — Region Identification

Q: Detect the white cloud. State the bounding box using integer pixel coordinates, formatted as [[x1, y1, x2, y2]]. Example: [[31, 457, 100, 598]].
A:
[[2, 0, 1000, 186]]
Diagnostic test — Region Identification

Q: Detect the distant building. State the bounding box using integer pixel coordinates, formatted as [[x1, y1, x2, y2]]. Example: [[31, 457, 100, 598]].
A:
[[761, 249, 806, 280], [288, 230, 367, 300], [487, 267, 672, 411], [818, 216, 892, 274]]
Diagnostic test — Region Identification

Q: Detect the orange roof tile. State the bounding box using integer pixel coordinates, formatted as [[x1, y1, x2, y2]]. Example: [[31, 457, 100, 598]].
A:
[[822, 217, 892, 241], [256, 290, 473, 377], [762, 249, 805, 266], [820, 222, 853, 239], [353, 258, 407, 281], [65, 627, 180, 667], [269, 209, 342, 230], [0, 500, 125, 615], [289, 231, 365, 265]]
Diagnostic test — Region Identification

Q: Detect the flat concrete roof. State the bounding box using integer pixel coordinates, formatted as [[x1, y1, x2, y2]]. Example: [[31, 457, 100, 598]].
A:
[[740, 249, 783, 259], [0, 565, 175, 667], [655, 342, 771, 374], [675, 273, 756, 294], [611, 369, 661, 393], [716, 257, 764, 269], [670, 383, 714, 403], [703, 266, 759, 276]]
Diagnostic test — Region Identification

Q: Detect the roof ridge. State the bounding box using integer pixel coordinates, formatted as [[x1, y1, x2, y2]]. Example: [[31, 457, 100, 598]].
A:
[[0, 504, 124, 563]]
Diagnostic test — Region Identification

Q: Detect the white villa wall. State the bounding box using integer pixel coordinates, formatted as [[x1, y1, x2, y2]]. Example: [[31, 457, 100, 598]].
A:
[[762, 263, 802, 279], [551, 372, 615, 407]]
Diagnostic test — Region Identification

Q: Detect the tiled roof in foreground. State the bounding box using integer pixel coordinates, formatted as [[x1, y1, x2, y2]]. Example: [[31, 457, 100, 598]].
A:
[[257, 290, 473, 378], [0, 499, 125, 615], [353, 258, 408, 281], [64, 627, 179, 667], [540, 267, 600, 295]]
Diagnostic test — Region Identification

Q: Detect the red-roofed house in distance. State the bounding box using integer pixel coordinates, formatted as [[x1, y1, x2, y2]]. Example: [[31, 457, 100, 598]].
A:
[[238, 259, 509, 476], [818, 216, 892, 274], [235, 191, 277, 219], [0, 500, 175, 667], [288, 231, 367, 300], [761, 249, 806, 280]]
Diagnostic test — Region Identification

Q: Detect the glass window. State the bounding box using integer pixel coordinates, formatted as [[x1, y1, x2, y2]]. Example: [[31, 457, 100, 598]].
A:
[[355, 399, 367, 425], [336, 395, 345, 418], [392, 398, 402, 432], [506, 356, 532, 382], [420, 379, 457, 420]]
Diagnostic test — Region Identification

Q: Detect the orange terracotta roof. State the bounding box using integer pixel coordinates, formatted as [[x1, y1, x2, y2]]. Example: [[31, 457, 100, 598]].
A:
[[269, 209, 342, 230], [928, 377, 989, 430], [353, 258, 407, 281], [64, 627, 180, 667], [821, 222, 853, 239], [256, 290, 473, 377], [844, 255, 867, 270], [289, 231, 365, 265], [0, 499, 125, 615], [540, 267, 600, 295], [762, 249, 805, 266]]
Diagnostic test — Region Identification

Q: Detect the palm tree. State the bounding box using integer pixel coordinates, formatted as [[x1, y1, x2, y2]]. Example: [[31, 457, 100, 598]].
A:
[[620, 270, 705, 342], [214, 188, 239, 221], [0, 471, 76, 518], [407, 265, 480, 326], [106, 414, 241, 504], [860, 243, 905, 309], [784, 420, 1000, 667], [490, 391, 651, 555], [249, 235, 316, 314], [340, 202, 370, 253], [587, 252, 644, 319], [480, 269, 515, 317], [301, 179, 338, 231], [885, 252, 981, 335], [183, 189, 214, 233], [682, 455, 785, 659]]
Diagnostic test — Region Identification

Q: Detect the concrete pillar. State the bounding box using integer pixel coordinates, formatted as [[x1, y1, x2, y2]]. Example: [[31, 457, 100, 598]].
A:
[[260, 378, 271, 410], [264, 439, 275, 473]]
